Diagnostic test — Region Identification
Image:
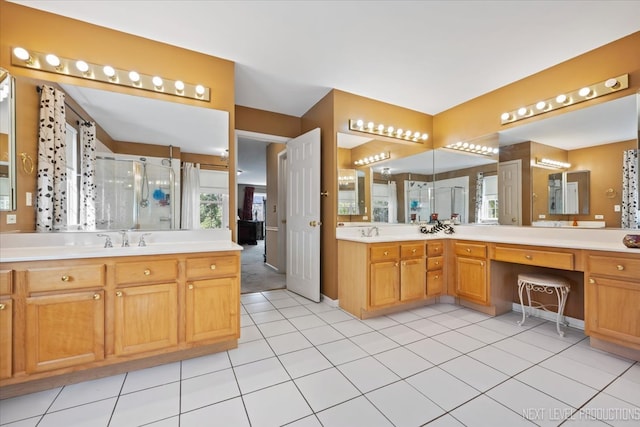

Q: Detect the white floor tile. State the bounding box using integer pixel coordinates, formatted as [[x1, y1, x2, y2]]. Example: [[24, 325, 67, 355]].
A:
[[305, 302, 339, 314], [531, 322, 586, 343], [512, 329, 577, 353], [181, 351, 231, 379], [180, 397, 249, 427], [0, 417, 41, 427], [360, 316, 399, 330], [374, 346, 433, 378], [284, 415, 323, 426], [405, 338, 462, 365], [408, 305, 443, 318], [278, 347, 333, 379], [540, 355, 619, 390], [289, 314, 328, 331], [244, 301, 276, 313], [468, 346, 533, 376], [315, 309, 354, 324], [299, 324, 344, 345], [249, 309, 286, 324], [121, 362, 180, 394], [425, 414, 466, 427], [49, 374, 124, 411], [145, 417, 179, 426], [180, 368, 240, 412], [256, 319, 296, 337], [456, 323, 508, 344], [294, 368, 360, 412], [515, 366, 599, 408], [450, 395, 534, 427], [432, 330, 486, 353], [0, 388, 61, 425], [270, 297, 301, 309], [581, 392, 640, 427], [350, 331, 399, 355], [278, 305, 313, 319], [407, 367, 480, 411], [316, 396, 393, 427], [261, 290, 292, 301], [478, 317, 531, 336], [405, 318, 450, 336], [38, 397, 116, 427], [317, 338, 368, 365], [330, 319, 374, 337], [228, 339, 275, 366], [366, 380, 445, 426], [430, 313, 472, 329], [603, 375, 640, 407], [620, 363, 640, 384], [493, 337, 555, 363], [243, 381, 312, 427], [266, 331, 313, 355], [495, 311, 545, 327], [455, 308, 492, 324], [559, 343, 635, 376], [241, 293, 268, 304], [240, 313, 254, 327], [233, 357, 290, 394], [238, 324, 264, 343], [378, 324, 426, 345], [338, 356, 400, 393], [110, 382, 180, 427], [487, 379, 574, 427], [432, 304, 461, 313], [386, 311, 421, 324], [439, 355, 509, 392]]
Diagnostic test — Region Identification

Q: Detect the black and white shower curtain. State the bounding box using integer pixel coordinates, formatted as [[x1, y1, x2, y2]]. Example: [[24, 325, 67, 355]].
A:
[[80, 121, 97, 230], [36, 85, 67, 231], [621, 149, 639, 229]]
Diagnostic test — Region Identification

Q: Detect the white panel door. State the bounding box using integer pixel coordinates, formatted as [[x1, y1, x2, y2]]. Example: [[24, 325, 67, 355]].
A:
[[286, 128, 321, 302], [498, 159, 522, 225]]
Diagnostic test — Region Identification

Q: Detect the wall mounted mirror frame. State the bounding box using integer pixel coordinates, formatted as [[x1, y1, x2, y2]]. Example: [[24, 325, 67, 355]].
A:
[[0, 68, 17, 211]]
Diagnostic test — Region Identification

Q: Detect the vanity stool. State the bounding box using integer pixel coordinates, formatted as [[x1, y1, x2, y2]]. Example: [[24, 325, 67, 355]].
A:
[[517, 273, 571, 337]]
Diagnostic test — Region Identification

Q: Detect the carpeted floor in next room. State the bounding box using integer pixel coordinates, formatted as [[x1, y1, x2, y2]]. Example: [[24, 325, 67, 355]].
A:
[[241, 239, 286, 294]]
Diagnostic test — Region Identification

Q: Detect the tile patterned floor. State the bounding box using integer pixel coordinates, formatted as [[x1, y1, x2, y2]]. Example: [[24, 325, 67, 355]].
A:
[[1, 290, 638, 427]]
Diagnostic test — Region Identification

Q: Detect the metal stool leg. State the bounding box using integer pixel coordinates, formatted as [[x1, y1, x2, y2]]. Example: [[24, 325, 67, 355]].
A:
[[517, 280, 527, 326]]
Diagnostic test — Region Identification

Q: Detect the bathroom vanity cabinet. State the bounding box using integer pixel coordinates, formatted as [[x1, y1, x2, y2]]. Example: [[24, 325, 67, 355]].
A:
[[0, 250, 240, 398]]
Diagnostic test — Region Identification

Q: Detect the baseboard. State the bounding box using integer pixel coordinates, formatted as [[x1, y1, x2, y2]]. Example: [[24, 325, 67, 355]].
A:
[[264, 262, 281, 272], [321, 294, 339, 307], [439, 295, 456, 304], [511, 302, 584, 330]]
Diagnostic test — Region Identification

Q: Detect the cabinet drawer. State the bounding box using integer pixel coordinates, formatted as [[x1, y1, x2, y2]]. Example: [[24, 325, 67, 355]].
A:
[[427, 242, 444, 257], [589, 255, 640, 280], [494, 246, 574, 270], [115, 259, 178, 285], [370, 245, 399, 262], [427, 256, 443, 271], [401, 243, 424, 258], [0, 270, 12, 295], [27, 264, 105, 293], [427, 270, 444, 296], [454, 242, 487, 258], [186, 256, 238, 279]]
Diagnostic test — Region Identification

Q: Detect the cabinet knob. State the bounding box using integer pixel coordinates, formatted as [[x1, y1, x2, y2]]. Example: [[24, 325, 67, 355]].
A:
[[589, 278, 596, 284], [466, 248, 471, 253], [525, 255, 532, 260], [93, 293, 101, 300], [143, 269, 151, 276], [434, 275, 439, 279], [210, 264, 216, 270], [394, 262, 399, 267], [61, 275, 70, 282], [188, 284, 194, 290], [412, 248, 416, 254], [116, 291, 123, 297], [616, 265, 624, 271], [0, 303, 5, 310], [384, 251, 389, 256], [435, 261, 439, 265]]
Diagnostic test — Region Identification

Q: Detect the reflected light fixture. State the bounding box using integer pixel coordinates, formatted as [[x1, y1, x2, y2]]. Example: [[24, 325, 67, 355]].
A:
[[500, 74, 629, 125], [535, 158, 571, 169], [11, 46, 211, 102], [349, 119, 428, 143], [353, 152, 390, 166], [445, 141, 498, 156]]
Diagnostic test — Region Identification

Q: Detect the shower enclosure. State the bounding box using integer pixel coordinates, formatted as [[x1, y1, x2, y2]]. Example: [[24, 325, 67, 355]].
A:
[[94, 154, 179, 230]]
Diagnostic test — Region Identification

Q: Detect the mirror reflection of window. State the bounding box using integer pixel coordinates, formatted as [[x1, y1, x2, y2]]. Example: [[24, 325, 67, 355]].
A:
[[199, 170, 229, 229], [65, 123, 79, 228], [372, 183, 389, 222], [480, 175, 498, 223]]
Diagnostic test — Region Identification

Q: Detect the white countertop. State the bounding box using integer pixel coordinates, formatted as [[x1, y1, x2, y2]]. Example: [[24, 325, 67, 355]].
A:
[[337, 224, 640, 254], [0, 230, 242, 262]]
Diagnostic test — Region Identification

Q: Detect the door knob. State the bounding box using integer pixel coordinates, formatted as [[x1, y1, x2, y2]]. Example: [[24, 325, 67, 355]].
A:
[[320, 191, 328, 197], [512, 218, 517, 222], [309, 220, 322, 227]]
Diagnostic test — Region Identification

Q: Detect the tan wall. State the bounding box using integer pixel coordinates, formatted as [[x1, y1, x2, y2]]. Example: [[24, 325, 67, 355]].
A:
[[236, 105, 301, 138], [434, 32, 640, 147], [0, 1, 236, 233], [265, 143, 286, 269]]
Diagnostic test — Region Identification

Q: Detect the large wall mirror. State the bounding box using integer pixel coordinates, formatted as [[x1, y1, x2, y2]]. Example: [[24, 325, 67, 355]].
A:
[[0, 68, 16, 211], [17, 76, 229, 231], [499, 93, 638, 229]]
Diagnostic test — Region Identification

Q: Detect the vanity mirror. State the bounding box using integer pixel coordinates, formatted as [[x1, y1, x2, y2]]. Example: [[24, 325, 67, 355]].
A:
[[548, 170, 590, 215], [17, 77, 229, 231], [0, 68, 16, 211], [337, 168, 365, 215]]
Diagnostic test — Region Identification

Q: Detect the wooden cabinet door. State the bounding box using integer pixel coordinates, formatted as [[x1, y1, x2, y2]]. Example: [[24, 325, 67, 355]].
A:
[[427, 270, 444, 297], [186, 277, 239, 343], [370, 261, 399, 308], [114, 283, 178, 356], [26, 291, 104, 373], [455, 257, 488, 304], [587, 276, 640, 345], [400, 258, 425, 301], [0, 299, 12, 379]]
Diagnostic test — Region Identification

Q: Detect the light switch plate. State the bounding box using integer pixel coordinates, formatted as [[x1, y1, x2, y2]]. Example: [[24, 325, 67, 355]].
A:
[[614, 205, 621, 212], [538, 214, 546, 219], [594, 214, 604, 219], [26, 192, 33, 206], [6, 214, 16, 224]]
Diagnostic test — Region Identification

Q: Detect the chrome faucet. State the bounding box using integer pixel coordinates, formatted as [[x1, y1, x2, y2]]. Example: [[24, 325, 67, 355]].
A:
[[360, 226, 379, 237], [138, 233, 151, 247], [119, 230, 130, 247], [97, 234, 113, 248]]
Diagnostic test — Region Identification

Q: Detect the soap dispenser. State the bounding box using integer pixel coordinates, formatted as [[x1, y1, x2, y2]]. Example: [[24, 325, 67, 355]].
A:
[[572, 217, 578, 227]]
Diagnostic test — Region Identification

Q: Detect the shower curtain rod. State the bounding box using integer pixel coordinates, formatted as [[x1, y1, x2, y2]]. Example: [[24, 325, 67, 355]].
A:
[[36, 85, 91, 125]]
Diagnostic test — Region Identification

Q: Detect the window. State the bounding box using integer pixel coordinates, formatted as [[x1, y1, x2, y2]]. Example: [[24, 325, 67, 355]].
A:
[[372, 183, 389, 223], [252, 193, 266, 221], [199, 170, 229, 229], [480, 175, 498, 222]]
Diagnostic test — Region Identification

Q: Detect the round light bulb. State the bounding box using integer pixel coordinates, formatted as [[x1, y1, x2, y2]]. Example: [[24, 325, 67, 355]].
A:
[[413, 131, 420, 138], [421, 133, 428, 140], [555, 94, 567, 103], [517, 107, 528, 116], [404, 130, 411, 137], [387, 126, 394, 134], [578, 87, 591, 97], [174, 80, 185, 91], [103, 65, 116, 77], [195, 84, 205, 95], [152, 76, 163, 88], [493, 148, 499, 154], [75, 60, 89, 73], [45, 54, 60, 67], [456, 141, 463, 146], [356, 119, 364, 128], [367, 122, 374, 131], [377, 124, 384, 132], [129, 71, 140, 83], [13, 47, 30, 61], [500, 112, 511, 121], [462, 142, 469, 148], [604, 78, 619, 89], [469, 144, 476, 150], [396, 129, 403, 136], [535, 101, 546, 110]]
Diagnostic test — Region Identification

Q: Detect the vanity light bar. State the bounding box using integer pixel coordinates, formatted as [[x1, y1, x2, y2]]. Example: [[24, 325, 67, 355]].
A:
[[349, 119, 428, 143], [353, 152, 390, 166], [445, 141, 499, 156], [500, 74, 628, 125], [535, 158, 571, 169], [11, 47, 211, 102]]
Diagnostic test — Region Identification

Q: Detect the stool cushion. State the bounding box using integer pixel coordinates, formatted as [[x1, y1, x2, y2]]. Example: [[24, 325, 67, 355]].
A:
[[517, 273, 570, 288]]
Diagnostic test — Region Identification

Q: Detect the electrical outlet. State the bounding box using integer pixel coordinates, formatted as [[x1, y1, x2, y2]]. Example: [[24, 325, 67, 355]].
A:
[[614, 205, 621, 212], [6, 214, 16, 224], [538, 214, 546, 219], [362, 216, 368, 220], [26, 192, 33, 206], [594, 214, 604, 220]]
